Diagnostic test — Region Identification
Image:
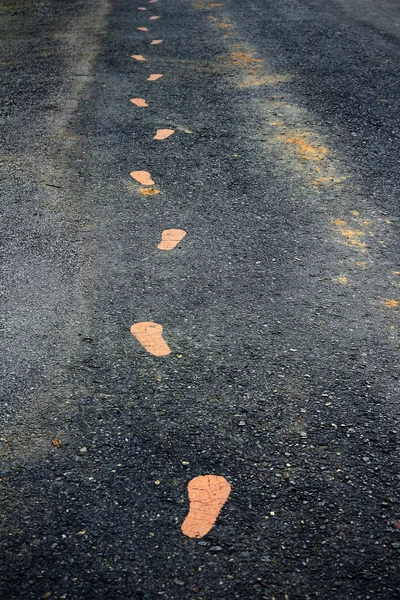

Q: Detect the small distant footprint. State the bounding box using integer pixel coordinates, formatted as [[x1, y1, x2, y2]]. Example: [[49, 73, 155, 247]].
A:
[[154, 129, 174, 140], [130, 322, 171, 357], [181, 475, 231, 538], [147, 74, 163, 81], [150, 39, 163, 45], [149, 15, 160, 20], [158, 229, 186, 250], [137, 26, 149, 31], [131, 54, 146, 61], [130, 98, 148, 107]]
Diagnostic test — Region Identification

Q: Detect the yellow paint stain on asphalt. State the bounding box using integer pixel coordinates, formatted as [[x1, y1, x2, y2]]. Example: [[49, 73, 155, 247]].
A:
[[139, 188, 160, 195], [334, 276, 348, 285], [147, 73, 163, 80], [130, 98, 148, 107], [312, 176, 346, 187], [158, 229, 186, 250], [150, 39, 163, 44], [355, 261, 367, 268], [333, 219, 367, 248], [351, 210, 360, 217], [153, 128, 174, 140], [137, 26, 149, 31], [219, 22, 231, 27], [130, 170, 155, 186], [283, 134, 328, 161], [131, 54, 146, 61], [383, 299, 399, 309], [130, 322, 171, 356], [196, 0, 222, 7], [181, 475, 231, 539]]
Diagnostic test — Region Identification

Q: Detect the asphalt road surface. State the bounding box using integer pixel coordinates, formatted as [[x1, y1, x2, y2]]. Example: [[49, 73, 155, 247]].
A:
[[1, 0, 400, 598]]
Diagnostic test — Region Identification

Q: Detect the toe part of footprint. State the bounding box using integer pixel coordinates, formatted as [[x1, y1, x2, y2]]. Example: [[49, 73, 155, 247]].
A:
[[131, 54, 146, 61], [158, 229, 186, 250], [130, 98, 148, 107], [154, 129, 174, 140], [147, 73, 163, 81], [130, 322, 171, 357], [130, 171, 155, 186], [181, 475, 231, 539], [137, 26, 149, 31], [150, 39, 163, 45]]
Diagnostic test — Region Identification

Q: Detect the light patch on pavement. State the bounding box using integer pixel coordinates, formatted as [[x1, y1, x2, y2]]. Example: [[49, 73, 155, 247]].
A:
[[181, 475, 231, 538], [149, 15, 160, 19], [150, 39, 163, 44], [130, 322, 171, 356], [158, 229, 186, 250], [130, 170, 155, 185], [137, 27, 149, 31], [131, 54, 146, 61], [138, 6, 147, 10], [153, 128, 174, 140], [130, 98, 148, 107], [147, 73, 163, 81]]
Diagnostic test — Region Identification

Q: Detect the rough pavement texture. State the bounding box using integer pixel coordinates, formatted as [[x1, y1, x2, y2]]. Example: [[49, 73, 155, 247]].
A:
[[0, 0, 399, 598]]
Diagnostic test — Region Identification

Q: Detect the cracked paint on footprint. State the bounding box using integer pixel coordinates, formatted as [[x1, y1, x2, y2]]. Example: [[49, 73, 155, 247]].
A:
[[130, 171, 155, 186], [130, 322, 171, 356], [154, 129, 174, 140], [151, 39, 163, 44], [181, 475, 231, 539], [131, 54, 146, 61], [158, 229, 186, 250], [137, 26, 149, 31], [147, 73, 163, 81], [130, 98, 148, 107]]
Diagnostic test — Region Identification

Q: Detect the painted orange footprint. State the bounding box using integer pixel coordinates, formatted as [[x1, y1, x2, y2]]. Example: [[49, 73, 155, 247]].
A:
[[130, 98, 148, 107], [158, 229, 186, 250], [130, 170, 155, 185], [154, 129, 174, 140], [150, 39, 163, 45], [181, 475, 231, 538], [130, 322, 171, 357], [131, 54, 146, 61]]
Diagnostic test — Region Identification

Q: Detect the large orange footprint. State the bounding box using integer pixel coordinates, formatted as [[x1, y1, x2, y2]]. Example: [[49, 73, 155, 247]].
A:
[[130, 321, 171, 357], [181, 475, 231, 538]]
